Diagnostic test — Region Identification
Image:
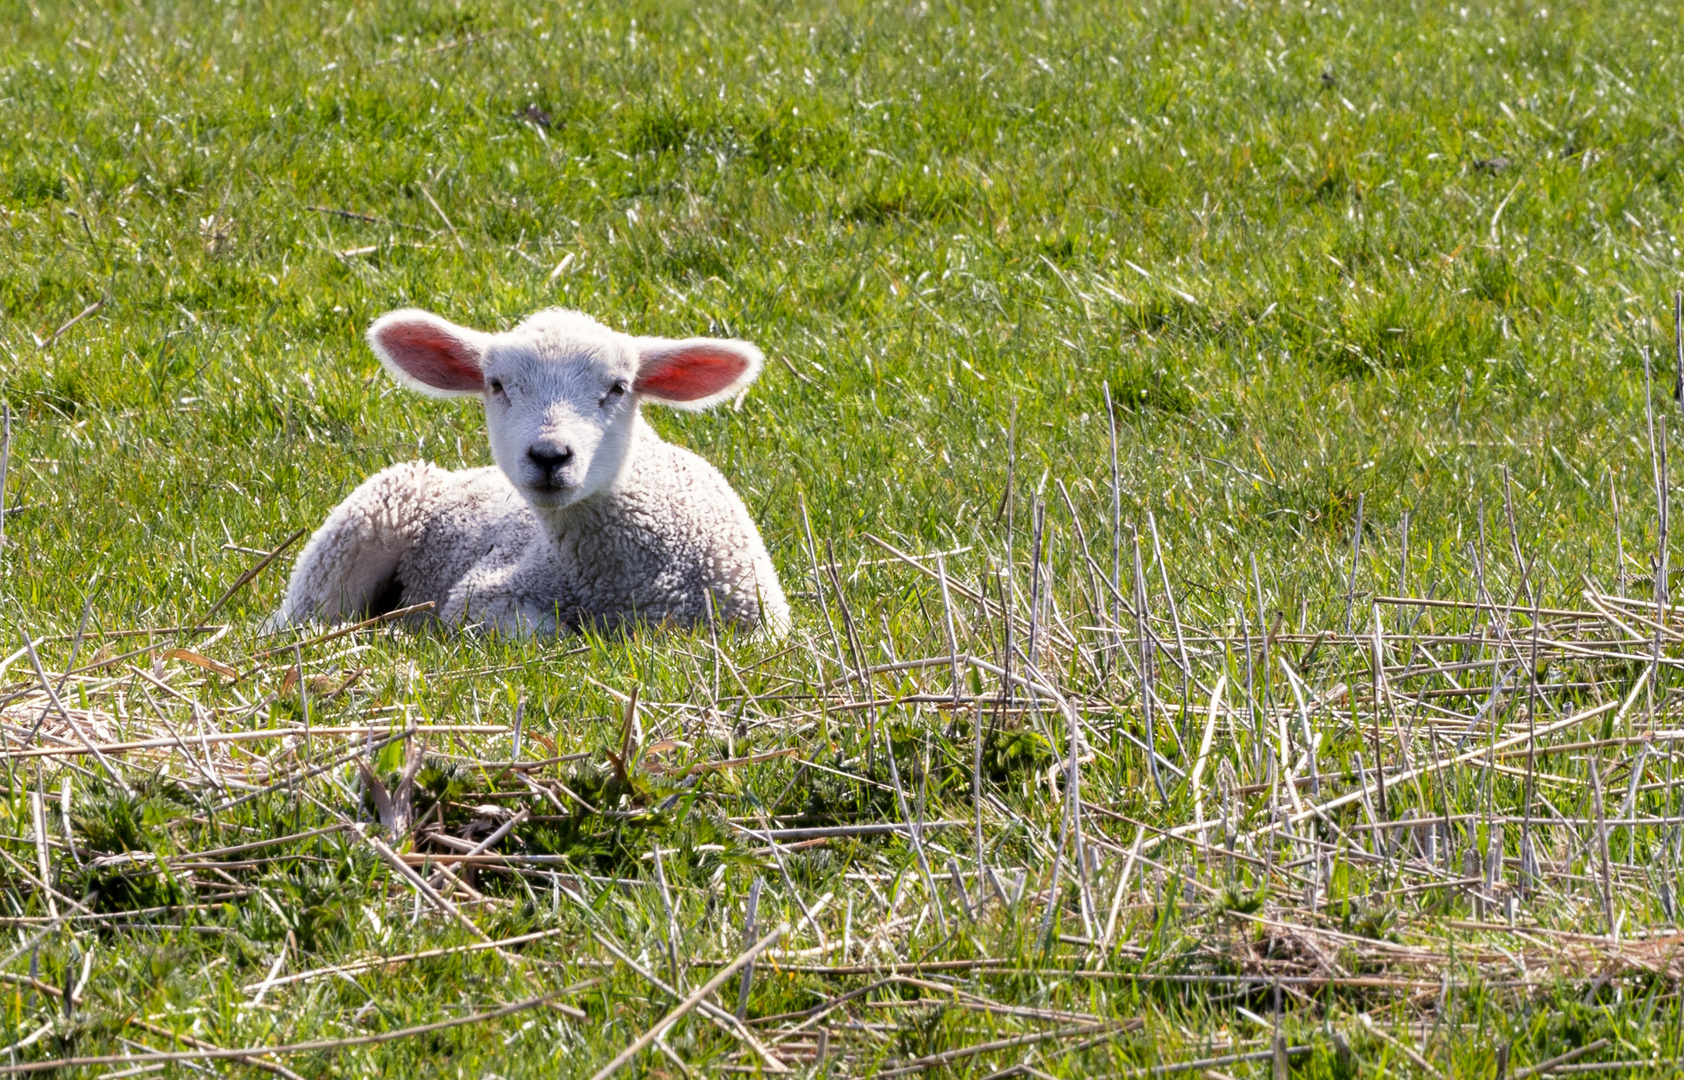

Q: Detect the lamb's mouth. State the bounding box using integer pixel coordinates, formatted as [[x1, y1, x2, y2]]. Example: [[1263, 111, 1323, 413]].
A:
[[524, 482, 577, 508]]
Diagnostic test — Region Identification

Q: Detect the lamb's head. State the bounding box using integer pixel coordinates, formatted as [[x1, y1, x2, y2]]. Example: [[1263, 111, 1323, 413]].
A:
[[366, 307, 764, 512]]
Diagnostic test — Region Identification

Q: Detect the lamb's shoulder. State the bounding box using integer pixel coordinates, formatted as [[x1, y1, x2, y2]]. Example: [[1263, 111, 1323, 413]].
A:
[[574, 427, 781, 628], [615, 435, 761, 556], [429, 466, 532, 533], [401, 465, 541, 608]]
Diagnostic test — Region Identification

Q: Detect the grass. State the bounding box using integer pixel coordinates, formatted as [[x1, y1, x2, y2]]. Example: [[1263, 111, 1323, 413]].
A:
[[3, 0, 1684, 1074]]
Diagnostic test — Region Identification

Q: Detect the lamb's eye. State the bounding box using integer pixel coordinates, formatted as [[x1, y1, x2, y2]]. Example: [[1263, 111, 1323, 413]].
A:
[[601, 380, 628, 408], [488, 378, 506, 397]]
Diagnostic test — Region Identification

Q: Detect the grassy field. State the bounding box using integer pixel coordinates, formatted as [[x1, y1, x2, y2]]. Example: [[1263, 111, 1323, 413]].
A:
[[4, 0, 1684, 1074]]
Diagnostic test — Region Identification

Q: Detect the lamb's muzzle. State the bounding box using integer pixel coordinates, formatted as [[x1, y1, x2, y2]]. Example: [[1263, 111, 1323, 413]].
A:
[[524, 441, 575, 495], [271, 307, 789, 638]]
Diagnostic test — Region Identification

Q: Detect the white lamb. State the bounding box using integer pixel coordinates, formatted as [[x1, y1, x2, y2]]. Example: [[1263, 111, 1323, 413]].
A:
[[270, 307, 789, 637]]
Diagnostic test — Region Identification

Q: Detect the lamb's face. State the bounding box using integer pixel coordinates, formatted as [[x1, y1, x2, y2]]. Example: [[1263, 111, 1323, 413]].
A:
[[479, 322, 642, 511], [366, 305, 767, 514]]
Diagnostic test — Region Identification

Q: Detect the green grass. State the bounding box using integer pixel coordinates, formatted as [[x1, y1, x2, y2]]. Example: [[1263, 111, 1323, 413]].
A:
[[4, 0, 1684, 1074]]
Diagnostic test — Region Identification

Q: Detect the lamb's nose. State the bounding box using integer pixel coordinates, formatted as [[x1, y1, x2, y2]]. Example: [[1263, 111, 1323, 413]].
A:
[[527, 444, 573, 472]]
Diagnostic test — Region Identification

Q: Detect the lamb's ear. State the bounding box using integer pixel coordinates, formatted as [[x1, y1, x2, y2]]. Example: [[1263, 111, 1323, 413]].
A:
[[632, 337, 765, 411], [367, 310, 490, 398]]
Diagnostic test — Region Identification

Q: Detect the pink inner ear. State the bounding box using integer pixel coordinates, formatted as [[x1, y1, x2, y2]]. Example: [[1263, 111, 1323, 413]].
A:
[[377, 323, 483, 393], [635, 345, 748, 402]]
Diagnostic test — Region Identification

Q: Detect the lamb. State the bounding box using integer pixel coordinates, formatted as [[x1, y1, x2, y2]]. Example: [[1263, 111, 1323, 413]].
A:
[[270, 307, 789, 637]]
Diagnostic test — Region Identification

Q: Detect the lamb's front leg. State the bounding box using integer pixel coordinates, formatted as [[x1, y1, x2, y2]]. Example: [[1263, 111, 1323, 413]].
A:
[[271, 463, 442, 628], [441, 562, 560, 635]]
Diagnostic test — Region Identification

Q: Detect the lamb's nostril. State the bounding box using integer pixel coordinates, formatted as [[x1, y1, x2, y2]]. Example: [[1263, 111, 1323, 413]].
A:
[[527, 445, 573, 472]]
